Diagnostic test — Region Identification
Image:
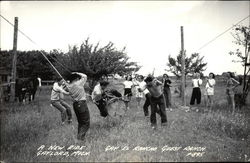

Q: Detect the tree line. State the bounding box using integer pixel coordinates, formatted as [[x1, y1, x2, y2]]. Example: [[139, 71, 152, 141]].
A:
[[0, 38, 141, 84]]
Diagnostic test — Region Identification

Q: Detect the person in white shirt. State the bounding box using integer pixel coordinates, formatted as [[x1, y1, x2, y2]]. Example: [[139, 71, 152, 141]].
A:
[[190, 73, 203, 106], [204, 72, 216, 108], [142, 85, 150, 117], [133, 75, 145, 109], [50, 79, 72, 124], [136, 76, 151, 117], [92, 81, 110, 117], [122, 75, 134, 109]]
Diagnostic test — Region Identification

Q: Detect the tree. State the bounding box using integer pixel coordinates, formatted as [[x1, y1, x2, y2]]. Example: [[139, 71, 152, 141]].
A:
[[51, 38, 141, 89], [229, 25, 250, 104], [1, 38, 141, 90], [229, 25, 250, 65], [0, 50, 55, 80], [167, 51, 207, 78]]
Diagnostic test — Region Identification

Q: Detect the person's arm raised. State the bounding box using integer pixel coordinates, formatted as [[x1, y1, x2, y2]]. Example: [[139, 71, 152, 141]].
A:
[[75, 72, 87, 86]]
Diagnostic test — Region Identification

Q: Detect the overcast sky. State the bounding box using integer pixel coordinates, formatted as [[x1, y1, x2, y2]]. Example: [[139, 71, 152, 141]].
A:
[[0, 1, 249, 76]]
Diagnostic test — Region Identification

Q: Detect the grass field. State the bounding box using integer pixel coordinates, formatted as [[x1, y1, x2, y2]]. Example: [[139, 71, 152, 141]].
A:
[[0, 79, 250, 162]]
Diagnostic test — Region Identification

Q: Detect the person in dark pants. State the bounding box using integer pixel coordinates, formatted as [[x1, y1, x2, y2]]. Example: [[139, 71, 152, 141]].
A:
[[92, 81, 110, 117], [162, 74, 172, 110], [140, 76, 167, 129], [65, 72, 89, 141], [190, 73, 203, 110], [122, 75, 134, 110], [136, 75, 151, 117], [31, 76, 39, 100], [143, 92, 151, 117]]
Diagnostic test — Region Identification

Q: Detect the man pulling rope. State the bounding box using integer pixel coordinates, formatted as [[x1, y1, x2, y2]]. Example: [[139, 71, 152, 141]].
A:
[[92, 81, 128, 118]]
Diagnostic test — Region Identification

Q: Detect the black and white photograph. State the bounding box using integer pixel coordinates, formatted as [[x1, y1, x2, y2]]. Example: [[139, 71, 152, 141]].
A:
[[0, 1, 250, 162]]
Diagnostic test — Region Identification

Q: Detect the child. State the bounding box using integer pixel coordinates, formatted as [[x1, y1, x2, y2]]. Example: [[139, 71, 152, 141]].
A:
[[204, 73, 216, 109], [51, 79, 72, 124]]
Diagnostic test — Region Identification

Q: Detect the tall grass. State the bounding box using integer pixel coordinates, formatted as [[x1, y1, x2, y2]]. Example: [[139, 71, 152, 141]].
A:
[[0, 79, 249, 162]]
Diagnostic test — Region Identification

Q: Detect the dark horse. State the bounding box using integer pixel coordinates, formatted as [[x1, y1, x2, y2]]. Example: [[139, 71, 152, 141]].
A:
[[15, 77, 39, 103]]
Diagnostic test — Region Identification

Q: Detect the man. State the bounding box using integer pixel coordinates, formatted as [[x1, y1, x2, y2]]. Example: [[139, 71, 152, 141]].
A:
[[51, 79, 72, 124], [139, 76, 167, 129], [64, 72, 89, 141], [92, 81, 110, 117]]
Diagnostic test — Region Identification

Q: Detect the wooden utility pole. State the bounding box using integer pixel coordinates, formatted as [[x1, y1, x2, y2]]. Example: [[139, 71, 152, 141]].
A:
[[10, 17, 18, 102], [181, 26, 186, 106]]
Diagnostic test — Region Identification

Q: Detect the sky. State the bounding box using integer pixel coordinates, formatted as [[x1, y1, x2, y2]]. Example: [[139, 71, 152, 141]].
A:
[[0, 1, 249, 76]]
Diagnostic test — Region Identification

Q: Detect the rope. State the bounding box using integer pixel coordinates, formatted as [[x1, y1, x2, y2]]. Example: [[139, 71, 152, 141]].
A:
[[48, 55, 72, 73], [0, 15, 65, 79], [196, 15, 250, 52]]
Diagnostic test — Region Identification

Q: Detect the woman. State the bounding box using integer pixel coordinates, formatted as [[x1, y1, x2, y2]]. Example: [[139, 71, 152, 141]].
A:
[[204, 72, 216, 109], [133, 75, 145, 109], [225, 72, 240, 114], [162, 74, 172, 110], [122, 75, 134, 110], [190, 73, 202, 110]]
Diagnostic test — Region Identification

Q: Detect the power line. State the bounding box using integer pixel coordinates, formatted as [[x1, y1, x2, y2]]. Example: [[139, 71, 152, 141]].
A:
[[196, 15, 250, 52], [0, 14, 70, 79], [1, 14, 72, 73], [0, 15, 37, 45]]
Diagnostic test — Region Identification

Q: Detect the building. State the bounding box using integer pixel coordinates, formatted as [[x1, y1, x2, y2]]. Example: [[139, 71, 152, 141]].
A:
[[0, 67, 11, 84]]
